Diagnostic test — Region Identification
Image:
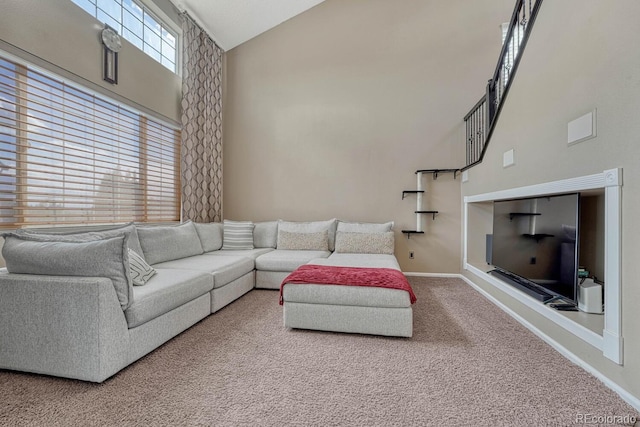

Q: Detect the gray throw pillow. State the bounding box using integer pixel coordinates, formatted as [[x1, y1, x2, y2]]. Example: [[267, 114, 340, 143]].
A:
[[221, 220, 255, 250], [276, 230, 329, 251], [137, 221, 204, 265], [194, 222, 223, 252], [253, 221, 278, 248], [2, 233, 133, 309], [334, 231, 395, 255]]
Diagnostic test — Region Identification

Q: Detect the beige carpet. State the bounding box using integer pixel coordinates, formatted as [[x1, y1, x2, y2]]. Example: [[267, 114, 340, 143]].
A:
[[0, 277, 636, 426]]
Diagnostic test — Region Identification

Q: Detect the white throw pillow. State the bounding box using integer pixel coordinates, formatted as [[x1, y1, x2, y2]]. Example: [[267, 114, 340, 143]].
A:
[[128, 248, 156, 286], [334, 231, 395, 255], [221, 220, 255, 250]]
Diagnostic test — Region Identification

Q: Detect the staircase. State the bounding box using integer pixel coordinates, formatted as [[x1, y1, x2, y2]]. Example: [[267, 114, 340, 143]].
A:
[[462, 0, 543, 171], [401, 0, 542, 237]]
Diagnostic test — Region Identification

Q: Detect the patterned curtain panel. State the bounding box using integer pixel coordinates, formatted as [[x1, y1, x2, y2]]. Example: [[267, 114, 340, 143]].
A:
[[180, 13, 224, 222]]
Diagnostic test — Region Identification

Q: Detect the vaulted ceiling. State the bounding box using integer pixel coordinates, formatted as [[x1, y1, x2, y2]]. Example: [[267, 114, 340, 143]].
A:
[[171, 0, 326, 50]]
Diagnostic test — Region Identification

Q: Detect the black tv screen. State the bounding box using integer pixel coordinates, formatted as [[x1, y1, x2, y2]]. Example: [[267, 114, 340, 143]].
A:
[[491, 193, 580, 303]]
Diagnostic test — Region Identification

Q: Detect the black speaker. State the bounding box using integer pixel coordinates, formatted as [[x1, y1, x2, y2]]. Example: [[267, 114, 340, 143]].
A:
[[486, 234, 493, 265]]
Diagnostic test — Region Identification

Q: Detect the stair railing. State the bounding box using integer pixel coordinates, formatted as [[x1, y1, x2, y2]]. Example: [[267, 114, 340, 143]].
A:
[[462, 0, 542, 171]]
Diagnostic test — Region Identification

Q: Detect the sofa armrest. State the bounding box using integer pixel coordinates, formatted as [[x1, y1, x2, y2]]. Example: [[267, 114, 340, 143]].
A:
[[0, 272, 130, 382]]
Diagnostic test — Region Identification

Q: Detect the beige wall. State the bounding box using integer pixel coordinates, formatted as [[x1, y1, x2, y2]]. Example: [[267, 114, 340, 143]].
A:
[[224, 0, 513, 272], [461, 1, 640, 401], [0, 0, 181, 123]]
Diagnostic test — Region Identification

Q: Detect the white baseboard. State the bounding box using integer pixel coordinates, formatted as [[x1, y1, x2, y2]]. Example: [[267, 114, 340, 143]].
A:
[[403, 272, 461, 278], [405, 271, 640, 412]]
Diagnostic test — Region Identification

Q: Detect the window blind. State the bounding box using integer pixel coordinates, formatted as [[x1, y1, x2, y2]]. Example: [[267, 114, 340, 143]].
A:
[[0, 55, 181, 228]]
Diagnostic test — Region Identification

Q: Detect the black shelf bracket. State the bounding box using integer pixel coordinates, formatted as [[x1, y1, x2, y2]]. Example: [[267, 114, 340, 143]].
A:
[[416, 210, 438, 220], [401, 230, 425, 239], [522, 233, 554, 242], [415, 168, 461, 180], [402, 190, 424, 200]]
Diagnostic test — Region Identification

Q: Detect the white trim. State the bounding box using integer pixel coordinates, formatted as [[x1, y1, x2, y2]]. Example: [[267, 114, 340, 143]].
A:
[[603, 169, 623, 363], [463, 169, 623, 364], [458, 273, 640, 412], [404, 272, 462, 278], [463, 171, 608, 203]]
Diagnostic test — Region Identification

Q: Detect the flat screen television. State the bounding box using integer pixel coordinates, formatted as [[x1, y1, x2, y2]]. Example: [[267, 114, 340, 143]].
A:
[[491, 193, 580, 303]]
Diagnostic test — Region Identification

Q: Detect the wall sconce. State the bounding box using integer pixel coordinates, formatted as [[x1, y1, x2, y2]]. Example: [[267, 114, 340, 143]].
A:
[[101, 25, 121, 84]]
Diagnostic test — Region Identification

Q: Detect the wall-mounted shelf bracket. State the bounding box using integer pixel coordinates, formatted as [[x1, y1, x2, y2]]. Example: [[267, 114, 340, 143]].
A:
[[416, 210, 439, 220], [415, 168, 460, 180], [402, 190, 424, 200], [401, 230, 425, 239]]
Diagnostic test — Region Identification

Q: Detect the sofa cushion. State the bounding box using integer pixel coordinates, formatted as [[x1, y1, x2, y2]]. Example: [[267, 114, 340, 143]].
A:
[[336, 220, 394, 233], [253, 221, 278, 248], [194, 222, 223, 252], [278, 219, 337, 251], [221, 220, 254, 250], [312, 253, 401, 270], [2, 233, 133, 309], [277, 230, 329, 251], [282, 284, 410, 308], [334, 231, 394, 255], [128, 249, 156, 286], [152, 254, 254, 289], [16, 222, 145, 262], [137, 221, 204, 265], [255, 249, 331, 272], [205, 248, 273, 260], [125, 268, 213, 328]]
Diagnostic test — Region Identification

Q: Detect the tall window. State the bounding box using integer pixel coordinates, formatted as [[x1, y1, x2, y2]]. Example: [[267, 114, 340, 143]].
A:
[[0, 54, 181, 228], [70, 0, 177, 72]]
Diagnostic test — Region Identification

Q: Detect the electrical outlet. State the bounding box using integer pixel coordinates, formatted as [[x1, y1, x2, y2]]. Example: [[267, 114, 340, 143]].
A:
[[530, 257, 536, 265], [409, 251, 414, 259]]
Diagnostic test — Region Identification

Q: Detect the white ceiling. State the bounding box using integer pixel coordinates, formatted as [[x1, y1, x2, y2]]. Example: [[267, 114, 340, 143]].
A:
[[171, 0, 326, 51]]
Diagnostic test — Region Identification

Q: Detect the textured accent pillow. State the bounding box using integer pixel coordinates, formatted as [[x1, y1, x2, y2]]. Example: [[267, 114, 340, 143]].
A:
[[278, 219, 337, 251], [277, 230, 329, 251], [336, 220, 394, 233], [334, 231, 395, 255], [194, 222, 223, 252], [2, 233, 133, 309], [137, 221, 204, 265], [128, 248, 156, 286], [17, 222, 145, 261], [253, 221, 278, 248], [221, 220, 255, 250]]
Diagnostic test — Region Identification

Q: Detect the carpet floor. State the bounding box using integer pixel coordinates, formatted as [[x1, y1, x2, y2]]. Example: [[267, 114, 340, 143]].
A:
[[0, 277, 637, 426]]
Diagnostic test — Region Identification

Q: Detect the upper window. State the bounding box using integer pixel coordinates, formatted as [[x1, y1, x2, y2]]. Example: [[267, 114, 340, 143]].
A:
[[71, 0, 178, 73], [0, 53, 181, 228]]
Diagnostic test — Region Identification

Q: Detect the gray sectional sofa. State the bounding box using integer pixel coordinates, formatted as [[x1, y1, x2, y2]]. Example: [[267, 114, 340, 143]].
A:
[[0, 218, 404, 382]]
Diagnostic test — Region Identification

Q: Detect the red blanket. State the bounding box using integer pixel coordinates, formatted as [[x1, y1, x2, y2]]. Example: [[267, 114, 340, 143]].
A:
[[279, 265, 416, 305]]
